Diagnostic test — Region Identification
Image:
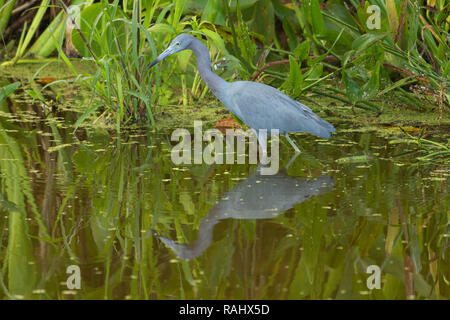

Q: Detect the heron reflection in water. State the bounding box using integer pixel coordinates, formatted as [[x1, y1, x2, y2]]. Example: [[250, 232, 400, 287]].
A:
[[153, 157, 335, 260]]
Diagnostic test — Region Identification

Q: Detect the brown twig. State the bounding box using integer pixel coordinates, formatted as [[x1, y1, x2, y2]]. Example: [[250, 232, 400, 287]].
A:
[[251, 55, 431, 84], [11, 0, 39, 16], [57, 0, 97, 60], [382, 62, 430, 83], [251, 59, 290, 81], [251, 55, 341, 81]]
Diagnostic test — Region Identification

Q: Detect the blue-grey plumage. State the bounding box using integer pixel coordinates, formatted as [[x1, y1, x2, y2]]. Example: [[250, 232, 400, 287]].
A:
[[148, 33, 336, 153], [227, 81, 335, 138]]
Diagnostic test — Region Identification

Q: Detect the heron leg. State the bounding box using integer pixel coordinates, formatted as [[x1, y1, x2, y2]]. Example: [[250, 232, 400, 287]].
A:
[[252, 129, 270, 165], [284, 133, 301, 153]]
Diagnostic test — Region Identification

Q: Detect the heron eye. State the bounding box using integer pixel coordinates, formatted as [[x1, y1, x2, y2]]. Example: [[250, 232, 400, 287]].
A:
[[176, 42, 180, 46]]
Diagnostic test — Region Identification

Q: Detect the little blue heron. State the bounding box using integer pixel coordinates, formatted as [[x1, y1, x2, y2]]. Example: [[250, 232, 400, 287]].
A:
[[148, 33, 335, 158]]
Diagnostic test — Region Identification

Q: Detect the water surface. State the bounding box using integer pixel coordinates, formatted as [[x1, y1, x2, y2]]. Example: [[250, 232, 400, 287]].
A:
[[0, 97, 448, 300]]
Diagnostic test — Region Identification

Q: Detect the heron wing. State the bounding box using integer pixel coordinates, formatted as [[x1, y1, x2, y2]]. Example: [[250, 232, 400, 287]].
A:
[[227, 81, 335, 138]]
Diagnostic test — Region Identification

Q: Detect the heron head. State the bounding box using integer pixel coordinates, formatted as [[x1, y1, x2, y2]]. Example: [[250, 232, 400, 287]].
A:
[[148, 34, 194, 69]]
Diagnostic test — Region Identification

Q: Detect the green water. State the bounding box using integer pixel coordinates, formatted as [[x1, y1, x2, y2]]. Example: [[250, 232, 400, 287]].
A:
[[0, 87, 449, 300]]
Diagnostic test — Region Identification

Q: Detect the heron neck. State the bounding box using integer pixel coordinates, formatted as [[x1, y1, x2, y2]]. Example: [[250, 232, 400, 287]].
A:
[[188, 38, 229, 98]]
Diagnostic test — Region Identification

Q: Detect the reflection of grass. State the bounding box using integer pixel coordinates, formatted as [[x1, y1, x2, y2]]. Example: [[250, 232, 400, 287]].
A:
[[396, 127, 450, 164], [0, 109, 38, 299], [0, 108, 448, 299], [49, 133, 450, 299]]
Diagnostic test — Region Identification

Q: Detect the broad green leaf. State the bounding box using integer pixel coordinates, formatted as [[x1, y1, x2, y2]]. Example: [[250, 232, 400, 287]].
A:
[[304, 64, 323, 81], [201, 0, 225, 24], [148, 23, 176, 34], [0, 82, 20, 102], [281, 55, 303, 98], [378, 76, 415, 96], [71, 3, 127, 57], [343, 71, 362, 103], [352, 33, 388, 53], [293, 40, 310, 62], [0, 0, 16, 37], [16, 0, 50, 58], [386, 0, 399, 34], [361, 57, 382, 100], [200, 28, 226, 53], [309, 0, 326, 37], [342, 50, 354, 67]]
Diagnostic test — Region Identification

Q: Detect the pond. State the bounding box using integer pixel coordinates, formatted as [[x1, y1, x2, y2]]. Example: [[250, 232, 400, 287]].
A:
[[0, 74, 448, 300]]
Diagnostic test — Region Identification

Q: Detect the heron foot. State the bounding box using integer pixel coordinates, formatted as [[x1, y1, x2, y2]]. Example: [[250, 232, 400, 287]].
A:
[[259, 154, 271, 166]]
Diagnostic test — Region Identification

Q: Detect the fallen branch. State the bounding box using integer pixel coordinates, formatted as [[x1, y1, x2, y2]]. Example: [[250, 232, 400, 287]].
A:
[[251, 55, 431, 84]]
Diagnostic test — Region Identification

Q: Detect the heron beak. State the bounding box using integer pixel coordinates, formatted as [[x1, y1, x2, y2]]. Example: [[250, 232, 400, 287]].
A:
[[148, 46, 175, 69]]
